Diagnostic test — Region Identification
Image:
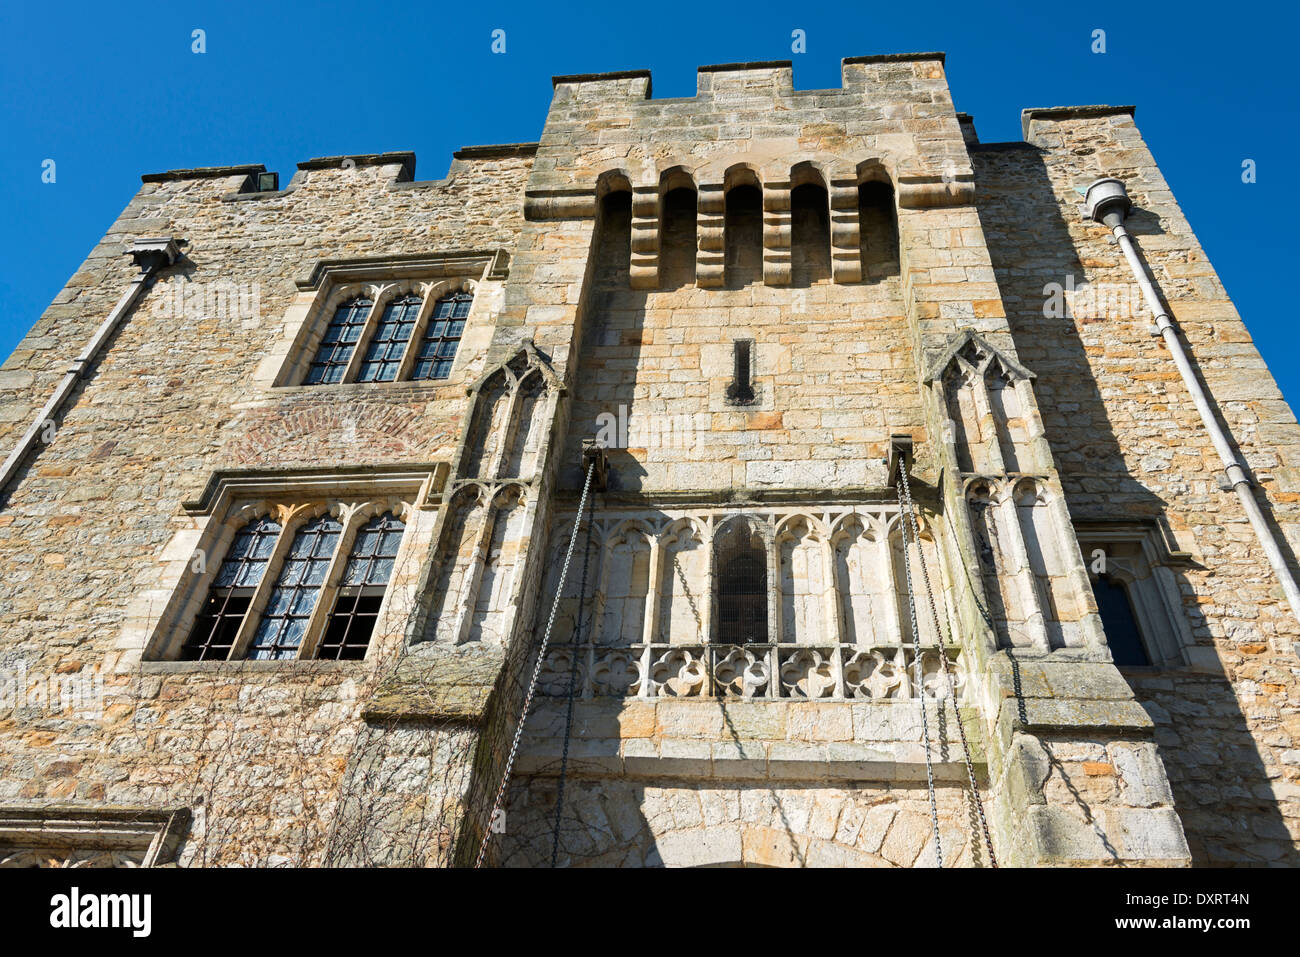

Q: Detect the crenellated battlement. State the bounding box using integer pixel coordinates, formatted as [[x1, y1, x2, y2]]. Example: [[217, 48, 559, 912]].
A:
[[534, 53, 972, 223], [137, 145, 539, 201], [550, 53, 949, 101]]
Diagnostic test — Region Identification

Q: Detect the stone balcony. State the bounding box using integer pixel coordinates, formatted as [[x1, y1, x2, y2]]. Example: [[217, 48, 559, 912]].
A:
[[536, 641, 967, 701]]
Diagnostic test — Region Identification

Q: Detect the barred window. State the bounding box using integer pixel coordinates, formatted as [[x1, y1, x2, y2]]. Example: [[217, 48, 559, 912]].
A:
[[410, 291, 470, 381], [717, 527, 768, 644], [246, 515, 342, 660], [357, 294, 421, 383], [306, 297, 372, 385], [182, 516, 281, 661], [317, 512, 406, 659]]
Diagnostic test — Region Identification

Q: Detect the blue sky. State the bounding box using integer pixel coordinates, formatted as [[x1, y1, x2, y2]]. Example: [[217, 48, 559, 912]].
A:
[[1, 1, 1296, 409]]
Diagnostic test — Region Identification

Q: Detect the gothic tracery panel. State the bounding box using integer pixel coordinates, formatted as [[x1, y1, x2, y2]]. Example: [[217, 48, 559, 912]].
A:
[[833, 515, 894, 645], [460, 370, 511, 480], [1014, 478, 1079, 648], [778, 517, 830, 645], [467, 487, 527, 646], [426, 342, 560, 648], [598, 524, 652, 647], [500, 370, 548, 481], [533, 505, 962, 701], [658, 521, 707, 644], [891, 521, 947, 646], [426, 487, 487, 644]]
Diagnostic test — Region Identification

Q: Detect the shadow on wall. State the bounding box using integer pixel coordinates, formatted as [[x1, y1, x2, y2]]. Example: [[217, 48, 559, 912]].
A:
[[494, 774, 980, 868], [560, 172, 900, 496], [973, 142, 1299, 866], [493, 695, 987, 868]]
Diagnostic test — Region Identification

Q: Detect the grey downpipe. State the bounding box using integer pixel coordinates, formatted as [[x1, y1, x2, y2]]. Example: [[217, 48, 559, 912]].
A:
[[0, 237, 181, 499], [1085, 178, 1300, 625]]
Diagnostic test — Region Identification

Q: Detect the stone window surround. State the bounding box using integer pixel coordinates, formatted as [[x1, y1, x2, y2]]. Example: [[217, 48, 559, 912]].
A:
[[250, 249, 509, 394], [0, 805, 190, 868], [287, 278, 477, 388], [120, 465, 446, 673], [724, 338, 758, 407], [1073, 521, 1199, 669], [164, 499, 411, 664]]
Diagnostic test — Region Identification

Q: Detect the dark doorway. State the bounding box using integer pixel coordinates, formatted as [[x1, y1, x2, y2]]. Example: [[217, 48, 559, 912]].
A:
[[858, 181, 899, 281], [660, 186, 698, 289], [791, 181, 831, 286]]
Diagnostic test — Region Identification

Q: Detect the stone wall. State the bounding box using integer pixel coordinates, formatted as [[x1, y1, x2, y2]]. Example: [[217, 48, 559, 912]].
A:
[[0, 55, 1293, 868], [505, 697, 985, 867], [560, 183, 915, 495], [500, 776, 979, 868], [0, 148, 534, 865], [972, 109, 1300, 864]]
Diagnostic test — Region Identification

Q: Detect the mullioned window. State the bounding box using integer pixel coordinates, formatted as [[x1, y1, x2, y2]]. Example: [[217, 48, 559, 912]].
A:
[[176, 506, 408, 662]]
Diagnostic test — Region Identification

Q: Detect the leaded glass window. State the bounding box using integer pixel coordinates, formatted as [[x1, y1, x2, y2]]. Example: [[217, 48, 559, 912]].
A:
[[317, 513, 406, 660], [306, 297, 372, 385], [182, 516, 281, 661], [357, 294, 421, 383], [246, 515, 342, 660], [410, 291, 470, 381]]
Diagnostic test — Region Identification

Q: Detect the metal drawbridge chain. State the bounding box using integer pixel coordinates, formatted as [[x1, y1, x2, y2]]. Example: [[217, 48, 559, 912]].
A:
[[897, 464, 998, 868], [894, 467, 945, 866], [474, 462, 595, 868], [551, 482, 595, 866]]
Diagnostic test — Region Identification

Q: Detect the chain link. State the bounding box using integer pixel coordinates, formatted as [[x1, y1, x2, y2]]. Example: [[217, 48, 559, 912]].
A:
[[552, 486, 595, 866], [898, 465, 998, 868], [475, 462, 596, 868], [895, 468, 943, 867]]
